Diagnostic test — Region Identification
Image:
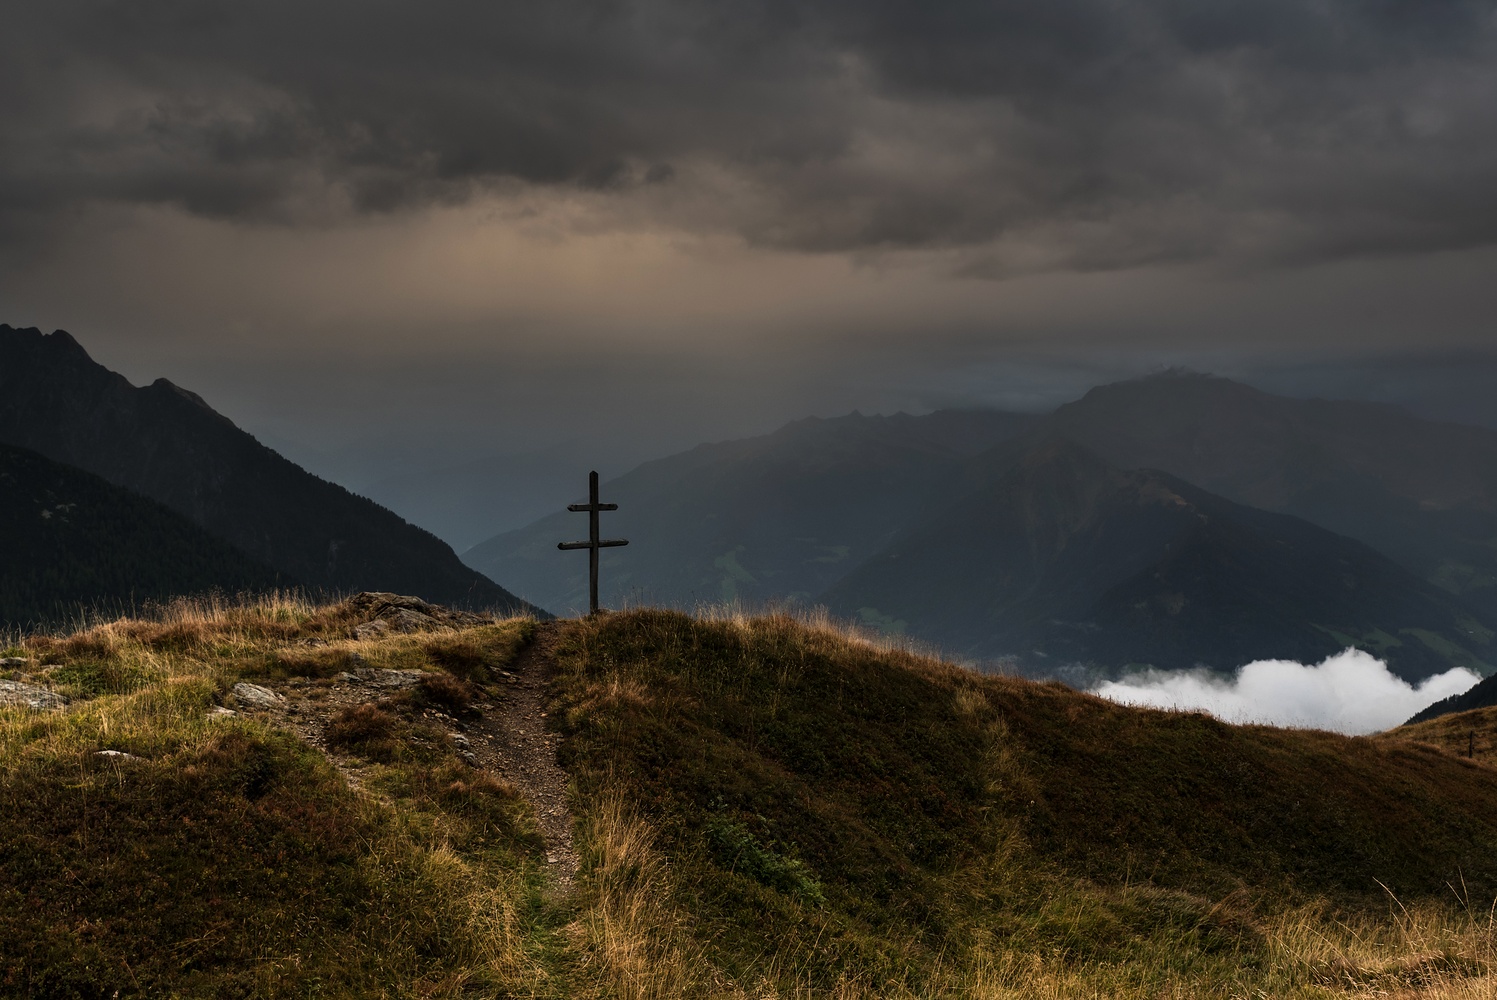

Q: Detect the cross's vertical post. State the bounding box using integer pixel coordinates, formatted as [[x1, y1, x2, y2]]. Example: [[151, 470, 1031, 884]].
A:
[[557, 470, 628, 615], [587, 471, 600, 613]]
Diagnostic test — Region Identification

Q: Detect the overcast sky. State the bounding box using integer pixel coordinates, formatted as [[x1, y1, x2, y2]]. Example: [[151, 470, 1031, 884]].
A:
[[4, 0, 1497, 501]]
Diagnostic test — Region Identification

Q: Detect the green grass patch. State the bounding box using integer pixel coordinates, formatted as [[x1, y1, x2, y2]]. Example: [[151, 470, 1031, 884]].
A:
[[550, 609, 1497, 997]]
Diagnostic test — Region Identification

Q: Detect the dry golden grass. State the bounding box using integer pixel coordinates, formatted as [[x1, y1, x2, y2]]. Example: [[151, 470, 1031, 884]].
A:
[[0, 593, 558, 998], [551, 608, 1497, 1000], [572, 789, 717, 999], [6, 596, 1497, 998], [1389, 705, 1497, 768]]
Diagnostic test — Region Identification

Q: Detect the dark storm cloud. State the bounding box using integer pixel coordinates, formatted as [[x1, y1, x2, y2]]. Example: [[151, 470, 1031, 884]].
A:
[[4, 0, 1497, 268]]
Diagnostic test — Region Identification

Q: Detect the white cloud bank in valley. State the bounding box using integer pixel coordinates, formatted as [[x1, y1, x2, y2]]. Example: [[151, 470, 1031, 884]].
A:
[[1093, 648, 1480, 735]]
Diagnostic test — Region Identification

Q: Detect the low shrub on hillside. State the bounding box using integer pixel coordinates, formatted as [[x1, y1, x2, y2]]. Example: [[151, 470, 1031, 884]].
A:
[[704, 807, 825, 906], [423, 621, 534, 686], [419, 671, 476, 713], [325, 702, 402, 760]]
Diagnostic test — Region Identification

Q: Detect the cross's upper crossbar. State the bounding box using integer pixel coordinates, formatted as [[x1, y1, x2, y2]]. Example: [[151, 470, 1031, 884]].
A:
[[567, 502, 619, 512]]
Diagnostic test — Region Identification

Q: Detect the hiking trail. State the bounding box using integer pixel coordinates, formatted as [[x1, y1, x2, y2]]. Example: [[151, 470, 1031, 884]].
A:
[[233, 619, 580, 894], [472, 622, 580, 891]]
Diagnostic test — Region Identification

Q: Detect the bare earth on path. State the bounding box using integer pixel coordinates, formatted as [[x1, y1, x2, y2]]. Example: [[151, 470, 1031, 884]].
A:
[[472, 622, 580, 891], [228, 620, 580, 894]]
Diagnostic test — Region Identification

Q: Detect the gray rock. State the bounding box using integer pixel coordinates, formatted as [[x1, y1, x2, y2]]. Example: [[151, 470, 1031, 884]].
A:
[[352, 619, 390, 640], [365, 668, 424, 689], [0, 679, 65, 710], [342, 592, 492, 633], [95, 749, 139, 760], [386, 606, 439, 633], [231, 681, 283, 708]]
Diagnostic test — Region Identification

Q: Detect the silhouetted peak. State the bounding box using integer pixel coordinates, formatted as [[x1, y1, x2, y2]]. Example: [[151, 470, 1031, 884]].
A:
[[45, 328, 90, 359], [0, 324, 94, 363], [149, 377, 213, 410]]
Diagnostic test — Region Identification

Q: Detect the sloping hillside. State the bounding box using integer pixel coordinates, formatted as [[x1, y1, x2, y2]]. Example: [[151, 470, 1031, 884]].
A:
[[553, 610, 1497, 996], [1389, 705, 1497, 764], [821, 440, 1495, 677], [464, 409, 1035, 614], [4, 601, 1497, 997], [467, 374, 1497, 675], [1044, 370, 1497, 618], [0, 325, 536, 613], [0, 443, 285, 627], [1404, 673, 1497, 725]]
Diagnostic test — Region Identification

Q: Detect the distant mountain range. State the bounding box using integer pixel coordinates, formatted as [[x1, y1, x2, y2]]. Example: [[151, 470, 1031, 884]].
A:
[[0, 443, 285, 627], [464, 409, 1036, 611], [468, 372, 1497, 679], [1041, 373, 1497, 622], [0, 325, 538, 616], [822, 440, 1491, 680], [359, 449, 619, 552], [6, 323, 1493, 679]]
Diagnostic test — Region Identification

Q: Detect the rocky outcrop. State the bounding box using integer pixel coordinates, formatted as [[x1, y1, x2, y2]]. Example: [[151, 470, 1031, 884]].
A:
[[341, 592, 493, 639]]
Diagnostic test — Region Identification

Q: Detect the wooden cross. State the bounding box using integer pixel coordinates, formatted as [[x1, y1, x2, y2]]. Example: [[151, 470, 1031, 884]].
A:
[[557, 470, 629, 615]]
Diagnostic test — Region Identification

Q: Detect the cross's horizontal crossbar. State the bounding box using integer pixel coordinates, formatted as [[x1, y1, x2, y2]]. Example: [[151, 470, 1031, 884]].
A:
[[557, 539, 630, 550], [567, 503, 619, 512]]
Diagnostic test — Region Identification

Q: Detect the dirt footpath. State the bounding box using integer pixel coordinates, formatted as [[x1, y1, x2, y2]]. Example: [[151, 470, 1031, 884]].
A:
[[472, 623, 579, 890], [227, 622, 579, 893]]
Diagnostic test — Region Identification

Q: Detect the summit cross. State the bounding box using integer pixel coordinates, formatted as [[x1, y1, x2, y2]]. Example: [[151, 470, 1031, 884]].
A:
[[557, 470, 629, 615]]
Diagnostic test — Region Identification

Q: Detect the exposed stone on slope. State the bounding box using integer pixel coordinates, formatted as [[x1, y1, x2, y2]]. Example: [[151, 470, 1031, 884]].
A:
[[231, 682, 283, 708], [364, 669, 424, 689], [0, 679, 65, 710], [340, 592, 492, 637]]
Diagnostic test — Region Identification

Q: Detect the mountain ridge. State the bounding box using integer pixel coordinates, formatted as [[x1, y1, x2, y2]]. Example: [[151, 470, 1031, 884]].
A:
[[0, 325, 539, 614], [463, 407, 1038, 614], [0, 442, 287, 628], [468, 373, 1497, 676], [820, 438, 1494, 678]]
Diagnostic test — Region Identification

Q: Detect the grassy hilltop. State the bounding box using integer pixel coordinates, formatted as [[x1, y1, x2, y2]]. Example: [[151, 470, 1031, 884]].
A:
[[2, 599, 1496, 998]]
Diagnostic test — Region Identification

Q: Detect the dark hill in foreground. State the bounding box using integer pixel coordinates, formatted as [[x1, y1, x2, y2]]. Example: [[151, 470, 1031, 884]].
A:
[[0, 325, 537, 614], [5, 604, 1497, 996], [0, 443, 285, 628], [1405, 673, 1497, 724], [563, 611, 1497, 992], [821, 440, 1495, 678]]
